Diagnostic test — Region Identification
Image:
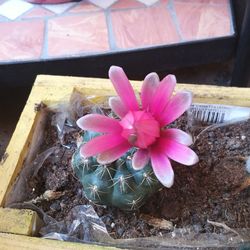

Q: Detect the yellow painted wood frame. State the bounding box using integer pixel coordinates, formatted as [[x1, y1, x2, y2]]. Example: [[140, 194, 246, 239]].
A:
[[0, 75, 250, 248]]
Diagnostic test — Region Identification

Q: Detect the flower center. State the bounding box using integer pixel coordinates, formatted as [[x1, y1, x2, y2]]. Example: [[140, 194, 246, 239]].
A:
[[120, 111, 160, 149]]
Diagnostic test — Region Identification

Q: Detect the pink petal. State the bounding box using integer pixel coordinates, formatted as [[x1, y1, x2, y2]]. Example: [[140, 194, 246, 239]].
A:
[[159, 91, 192, 126], [159, 138, 199, 166], [119, 111, 135, 129], [97, 141, 131, 164], [109, 66, 139, 111], [150, 150, 174, 188], [109, 96, 128, 118], [76, 114, 122, 133], [132, 149, 150, 170], [80, 134, 126, 158], [150, 74, 176, 117], [162, 129, 193, 146], [141, 72, 160, 110], [135, 118, 160, 138]]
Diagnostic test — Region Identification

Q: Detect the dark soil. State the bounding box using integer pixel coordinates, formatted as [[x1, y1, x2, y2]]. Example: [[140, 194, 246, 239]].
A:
[[25, 109, 250, 239]]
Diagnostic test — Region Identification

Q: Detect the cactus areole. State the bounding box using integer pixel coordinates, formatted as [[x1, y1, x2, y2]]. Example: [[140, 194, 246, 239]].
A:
[[71, 66, 199, 210]]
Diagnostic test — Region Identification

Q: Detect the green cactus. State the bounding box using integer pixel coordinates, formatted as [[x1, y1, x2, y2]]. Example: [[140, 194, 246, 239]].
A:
[[72, 131, 162, 210]]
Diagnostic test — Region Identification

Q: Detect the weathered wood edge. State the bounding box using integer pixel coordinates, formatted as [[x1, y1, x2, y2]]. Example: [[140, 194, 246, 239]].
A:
[[34, 74, 250, 106], [0, 208, 39, 236], [0, 232, 120, 250]]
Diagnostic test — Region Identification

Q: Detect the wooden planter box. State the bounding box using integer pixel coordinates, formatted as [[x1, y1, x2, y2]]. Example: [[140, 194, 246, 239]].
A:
[[0, 75, 250, 249]]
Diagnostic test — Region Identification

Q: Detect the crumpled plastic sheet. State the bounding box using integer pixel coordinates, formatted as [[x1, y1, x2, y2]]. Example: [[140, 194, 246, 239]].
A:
[[5, 146, 59, 205], [40, 205, 113, 244], [39, 203, 250, 249], [37, 202, 250, 249], [51, 93, 107, 143]]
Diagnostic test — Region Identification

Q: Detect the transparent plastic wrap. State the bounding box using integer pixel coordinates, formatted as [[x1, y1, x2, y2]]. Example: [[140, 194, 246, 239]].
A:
[[41, 205, 113, 243], [5, 93, 107, 205], [5, 92, 250, 249]]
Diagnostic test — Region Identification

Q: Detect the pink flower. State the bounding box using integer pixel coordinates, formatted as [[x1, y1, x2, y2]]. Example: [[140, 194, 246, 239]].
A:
[[77, 66, 199, 187]]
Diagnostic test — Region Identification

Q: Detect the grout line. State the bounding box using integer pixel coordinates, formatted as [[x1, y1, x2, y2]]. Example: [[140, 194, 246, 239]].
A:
[[168, 0, 184, 42], [227, 0, 235, 35], [41, 17, 49, 59], [105, 8, 117, 50]]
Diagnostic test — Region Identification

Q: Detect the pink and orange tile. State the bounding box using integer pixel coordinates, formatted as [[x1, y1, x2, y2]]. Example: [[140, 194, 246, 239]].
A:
[[0, 0, 234, 62], [111, 6, 180, 49], [0, 20, 44, 61], [47, 13, 109, 57], [173, 0, 232, 40], [22, 6, 54, 19]]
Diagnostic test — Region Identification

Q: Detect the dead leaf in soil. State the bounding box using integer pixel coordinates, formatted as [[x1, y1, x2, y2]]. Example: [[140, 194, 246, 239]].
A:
[[140, 214, 173, 230], [234, 177, 250, 194], [207, 219, 240, 236], [31, 190, 65, 204]]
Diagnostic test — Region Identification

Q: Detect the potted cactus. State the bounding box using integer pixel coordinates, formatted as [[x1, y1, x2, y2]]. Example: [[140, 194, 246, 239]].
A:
[[0, 67, 250, 249], [72, 66, 198, 210]]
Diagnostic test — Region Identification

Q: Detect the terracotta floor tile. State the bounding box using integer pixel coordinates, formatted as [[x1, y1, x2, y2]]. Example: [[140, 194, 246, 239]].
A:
[[174, 2, 232, 41], [0, 20, 44, 61], [47, 13, 109, 57], [22, 6, 54, 18], [69, 1, 100, 13], [111, 0, 144, 10], [111, 6, 180, 49], [160, 0, 170, 4], [174, 0, 228, 5]]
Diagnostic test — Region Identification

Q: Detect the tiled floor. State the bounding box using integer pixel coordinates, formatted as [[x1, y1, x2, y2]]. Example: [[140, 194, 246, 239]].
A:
[[0, 0, 234, 63]]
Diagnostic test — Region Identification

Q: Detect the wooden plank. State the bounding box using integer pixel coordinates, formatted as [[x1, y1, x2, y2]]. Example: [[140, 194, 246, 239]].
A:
[[34, 74, 250, 106], [0, 232, 120, 250], [0, 208, 39, 236]]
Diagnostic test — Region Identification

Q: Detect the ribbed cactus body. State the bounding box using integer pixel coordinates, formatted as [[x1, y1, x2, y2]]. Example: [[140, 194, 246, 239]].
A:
[[72, 131, 161, 210]]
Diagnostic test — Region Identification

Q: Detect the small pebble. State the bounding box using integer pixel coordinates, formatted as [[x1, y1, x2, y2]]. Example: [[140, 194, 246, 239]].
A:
[[60, 202, 66, 208], [50, 201, 61, 211], [171, 231, 176, 238], [117, 227, 124, 237]]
